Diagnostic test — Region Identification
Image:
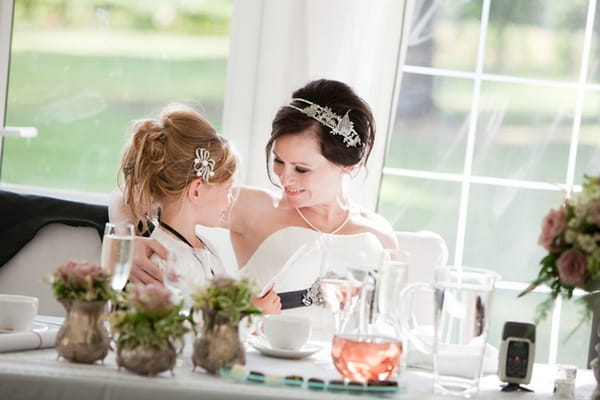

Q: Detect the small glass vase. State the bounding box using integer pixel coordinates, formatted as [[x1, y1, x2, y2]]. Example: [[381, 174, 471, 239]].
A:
[[117, 343, 177, 377], [55, 299, 110, 364], [192, 309, 245, 374]]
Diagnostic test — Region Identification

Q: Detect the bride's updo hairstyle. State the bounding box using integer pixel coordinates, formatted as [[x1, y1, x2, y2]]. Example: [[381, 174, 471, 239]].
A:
[[265, 79, 375, 183], [120, 104, 237, 234]]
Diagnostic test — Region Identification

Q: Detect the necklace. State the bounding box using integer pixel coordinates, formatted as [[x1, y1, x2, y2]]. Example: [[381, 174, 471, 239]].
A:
[[158, 220, 214, 275], [295, 207, 351, 234]]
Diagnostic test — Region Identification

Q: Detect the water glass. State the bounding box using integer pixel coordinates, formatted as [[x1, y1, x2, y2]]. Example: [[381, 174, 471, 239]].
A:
[[101, 222, 134, 291], [401, 266, 499, 397], [432, 266, 499, 397]]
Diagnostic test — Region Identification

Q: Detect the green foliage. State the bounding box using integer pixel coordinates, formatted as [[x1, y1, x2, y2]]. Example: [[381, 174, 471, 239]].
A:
[[111, 300, 191, 350], [50, 275, 117, 302], [192, 277, 262, 325]]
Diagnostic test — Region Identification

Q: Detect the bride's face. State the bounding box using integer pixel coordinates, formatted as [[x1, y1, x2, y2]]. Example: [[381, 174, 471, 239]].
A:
[[272, 131, 346, 208]]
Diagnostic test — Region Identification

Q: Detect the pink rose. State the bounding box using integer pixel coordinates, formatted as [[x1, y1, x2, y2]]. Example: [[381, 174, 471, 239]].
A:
[[590, 201, 600, 226], [556, 248, 589, 287], [212, 275, 236, 289], [129, 283, 174, 314], [538, 207, 567, 252], [57, 260, 106, 288]]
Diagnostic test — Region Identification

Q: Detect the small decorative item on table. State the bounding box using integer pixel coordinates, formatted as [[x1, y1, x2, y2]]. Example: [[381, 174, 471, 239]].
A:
[[519, 174, 600, 381], [48, 260, 116, 364], [191, 276, 262, 375], [110, 283, 190, 376]]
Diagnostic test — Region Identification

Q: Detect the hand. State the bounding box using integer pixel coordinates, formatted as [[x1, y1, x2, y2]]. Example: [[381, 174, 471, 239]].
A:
[[129, 237, 168, 285], [252, 288, 281, 315]]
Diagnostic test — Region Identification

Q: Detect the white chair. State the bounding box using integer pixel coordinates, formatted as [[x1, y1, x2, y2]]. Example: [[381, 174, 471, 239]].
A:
[[396, 230, 449, 325], [0, 224, 102, 316]]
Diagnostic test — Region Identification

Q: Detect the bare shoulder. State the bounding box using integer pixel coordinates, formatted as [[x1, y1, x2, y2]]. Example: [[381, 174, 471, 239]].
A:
[[236, 186, 278, 204], [352, 206, 398, 250], [229, 186, 280, 231]]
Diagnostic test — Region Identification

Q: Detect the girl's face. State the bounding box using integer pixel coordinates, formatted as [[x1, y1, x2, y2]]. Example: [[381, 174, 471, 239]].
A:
[[272, 131, 346, 208], [197, 176, 235, 226]]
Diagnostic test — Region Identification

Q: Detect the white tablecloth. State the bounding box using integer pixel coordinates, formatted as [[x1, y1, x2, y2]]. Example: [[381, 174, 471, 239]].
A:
[[0, 319, 597, 400]]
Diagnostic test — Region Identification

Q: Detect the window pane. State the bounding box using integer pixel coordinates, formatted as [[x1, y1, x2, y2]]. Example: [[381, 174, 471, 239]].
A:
[[576, 91, 600, 180], [390, 73, 472, 174], [485, 1, 586, 81], [378, 175, 459, 262], [405, 0, 480, 71], [464, 184, 563, 282], [586, 2, 600, 84], [557, 299, 593, 368], [380, 0, 597, 370], [2, 0, 232, 193], [472, 82, 575, 182]]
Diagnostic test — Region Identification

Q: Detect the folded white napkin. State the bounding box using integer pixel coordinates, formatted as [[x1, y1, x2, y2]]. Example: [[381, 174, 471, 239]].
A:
[[0, 317, 61, 353], [406, 326, 499, 377]]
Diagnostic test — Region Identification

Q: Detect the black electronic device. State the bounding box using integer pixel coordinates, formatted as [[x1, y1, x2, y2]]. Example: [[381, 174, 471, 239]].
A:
[[498, 321, 536, 392]]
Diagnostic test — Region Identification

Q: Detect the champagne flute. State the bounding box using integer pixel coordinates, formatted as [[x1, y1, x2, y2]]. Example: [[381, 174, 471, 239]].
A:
[[100, 222, 135, 292], [317, 242, 361, 333]]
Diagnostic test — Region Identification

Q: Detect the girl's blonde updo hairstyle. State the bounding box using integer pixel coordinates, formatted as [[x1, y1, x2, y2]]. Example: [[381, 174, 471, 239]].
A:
[[119, 104, 237, 234]]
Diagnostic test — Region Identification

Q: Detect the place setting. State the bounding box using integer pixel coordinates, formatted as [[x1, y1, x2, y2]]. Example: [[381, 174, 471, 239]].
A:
[[0, 294, 58, 352], [246, 314, 323, 360]]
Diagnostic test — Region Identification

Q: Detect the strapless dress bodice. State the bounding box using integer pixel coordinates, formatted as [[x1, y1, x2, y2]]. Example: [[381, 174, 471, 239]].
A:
[[240, 226, 384, 339]]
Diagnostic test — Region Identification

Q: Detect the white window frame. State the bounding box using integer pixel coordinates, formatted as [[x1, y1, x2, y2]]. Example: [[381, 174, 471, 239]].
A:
[[382, 0, 597, 365]]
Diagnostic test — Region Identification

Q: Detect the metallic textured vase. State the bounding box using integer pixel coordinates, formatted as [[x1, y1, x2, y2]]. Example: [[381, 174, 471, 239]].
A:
[[192, 310, 245, 374], [55, 299, 110, 364], [117, 343, 177, 377]]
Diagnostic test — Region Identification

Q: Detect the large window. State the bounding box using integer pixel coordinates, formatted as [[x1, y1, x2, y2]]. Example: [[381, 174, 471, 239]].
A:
[[379, 0, 600, 368], [1, 0, 232, 196]]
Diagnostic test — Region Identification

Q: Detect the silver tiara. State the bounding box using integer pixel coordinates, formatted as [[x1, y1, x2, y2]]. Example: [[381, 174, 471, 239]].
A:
[[287, 98, 362, 148], [193, 148, 215, 182]]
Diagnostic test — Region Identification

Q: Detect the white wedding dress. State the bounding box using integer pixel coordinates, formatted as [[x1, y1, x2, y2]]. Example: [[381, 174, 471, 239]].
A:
[[240, 226, 384, 340]]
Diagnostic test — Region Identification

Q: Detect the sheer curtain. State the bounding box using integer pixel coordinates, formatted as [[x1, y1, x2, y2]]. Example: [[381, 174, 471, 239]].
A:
[[222, 0, 413, 209]]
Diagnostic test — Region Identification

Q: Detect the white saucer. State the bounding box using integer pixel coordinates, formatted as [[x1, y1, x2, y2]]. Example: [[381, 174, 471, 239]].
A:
[[248, 337, 322, 360], [31, 322, 49, 333], [0, 322, 48, 334]]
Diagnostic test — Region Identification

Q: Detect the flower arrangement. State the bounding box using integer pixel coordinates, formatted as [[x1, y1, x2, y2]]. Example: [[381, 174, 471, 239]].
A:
[[520, 174, 600, 321], [191, 276, 261, 374], [111, 283, 190, 350], [192, 275, 262, 325], [49, 260, 115, 302]]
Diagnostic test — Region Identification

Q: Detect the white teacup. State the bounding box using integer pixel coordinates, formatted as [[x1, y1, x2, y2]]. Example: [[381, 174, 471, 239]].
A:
[[261, 315, 311, 350], [0, 294, 38, 332]]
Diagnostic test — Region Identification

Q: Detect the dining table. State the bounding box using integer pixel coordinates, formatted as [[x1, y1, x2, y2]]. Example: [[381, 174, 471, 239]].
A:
[[0, 315, 597, 400]]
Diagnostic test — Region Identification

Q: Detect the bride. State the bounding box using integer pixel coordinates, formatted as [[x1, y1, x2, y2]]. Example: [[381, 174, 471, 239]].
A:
[[111, 79, 398, 338]]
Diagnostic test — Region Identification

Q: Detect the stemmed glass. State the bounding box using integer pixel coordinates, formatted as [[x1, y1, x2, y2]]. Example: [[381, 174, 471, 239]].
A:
[[317, 240, 362, 333], [100, 222, 135, 293]]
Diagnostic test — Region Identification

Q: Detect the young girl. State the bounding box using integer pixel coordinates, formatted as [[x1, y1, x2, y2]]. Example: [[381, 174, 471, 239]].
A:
[[119, 104, 237, 307]]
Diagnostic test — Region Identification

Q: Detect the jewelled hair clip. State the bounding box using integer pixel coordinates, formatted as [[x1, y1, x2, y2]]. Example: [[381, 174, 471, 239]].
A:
[[193, 148, 215, 182], [287, 98, 362, 148]]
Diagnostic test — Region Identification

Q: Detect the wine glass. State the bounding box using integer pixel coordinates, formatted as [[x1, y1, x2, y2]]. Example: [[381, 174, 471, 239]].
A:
[[100, 222, 135, 292], [317, 241, 362, 333]]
